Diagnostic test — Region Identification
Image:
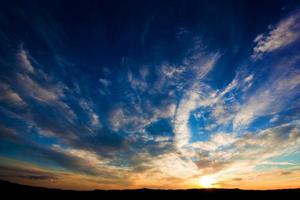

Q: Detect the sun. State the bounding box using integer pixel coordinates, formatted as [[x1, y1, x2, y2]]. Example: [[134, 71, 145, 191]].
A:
[[199, 176, 215, 188]]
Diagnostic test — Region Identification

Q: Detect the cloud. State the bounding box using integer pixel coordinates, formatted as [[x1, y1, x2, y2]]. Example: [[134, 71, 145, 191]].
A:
[[211, 132, 237, 146], [17, 47, 35, 73], [191, 132, 237, 153], [160, 64, 185, 79], [79, 99, 101, 127], [28, 104, 127, 158], [139, 66, 149, 80], [1, 128, 96, 175], [109, 107, 126, 131], [0, 155, 133, 190], [14, 48, 77, 122], [175, 90, 203, 148], [16, 72, 76, 121], [174, 53, 220, 149], [153, 153, 199, 179], [0, 165, 58, 181], [127, 69, 148, 92], [108, 99, 175, 134], [0, 126, 109, 176], [260, 161, 295, 166], [17, 74, 63, 103], [192, 122, 300, 178], [252, 10, 300, 58], [0, 49, 129, 163], [99, 78, 111, 87], [0, 125, 23, 143], [0, 82, 26, 105], [280, 171, 292, 175], [233, 58, 300, 129], [219, 167, 300, 189]]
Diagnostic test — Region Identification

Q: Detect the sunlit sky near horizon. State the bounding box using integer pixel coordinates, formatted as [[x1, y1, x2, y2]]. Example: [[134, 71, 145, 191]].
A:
[[0, 0, 300, 190]]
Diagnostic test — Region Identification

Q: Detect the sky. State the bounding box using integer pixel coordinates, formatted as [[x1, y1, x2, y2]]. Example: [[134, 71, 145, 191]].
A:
[[0, 0, 300, 190]]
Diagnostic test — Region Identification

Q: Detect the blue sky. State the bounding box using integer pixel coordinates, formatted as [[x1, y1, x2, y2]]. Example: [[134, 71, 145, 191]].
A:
[[0, 0, 300, 189]]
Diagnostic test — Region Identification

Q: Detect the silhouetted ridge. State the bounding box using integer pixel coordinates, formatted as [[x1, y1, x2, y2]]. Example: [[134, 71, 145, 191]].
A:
[[1, 179, 299, 199]]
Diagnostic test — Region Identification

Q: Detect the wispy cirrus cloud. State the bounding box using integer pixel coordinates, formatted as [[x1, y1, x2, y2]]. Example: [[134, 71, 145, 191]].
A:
[[79, 99, 101, 128], [0, 82, 26, 106], [17, 47, 35, 73], [233, 57, 300, 129], [189, 121, 300, 180], [252, 9, 300, 59]]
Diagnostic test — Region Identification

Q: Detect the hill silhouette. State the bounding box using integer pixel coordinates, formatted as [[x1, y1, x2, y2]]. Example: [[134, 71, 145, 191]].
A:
[[1, 179, 299, 199]]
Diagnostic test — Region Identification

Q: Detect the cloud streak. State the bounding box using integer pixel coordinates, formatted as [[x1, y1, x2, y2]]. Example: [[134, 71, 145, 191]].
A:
[[252, 9, 300, 58]]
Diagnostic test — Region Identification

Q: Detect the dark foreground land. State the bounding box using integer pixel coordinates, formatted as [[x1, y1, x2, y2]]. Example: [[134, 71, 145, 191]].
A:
[[1, 180, 299, 199]]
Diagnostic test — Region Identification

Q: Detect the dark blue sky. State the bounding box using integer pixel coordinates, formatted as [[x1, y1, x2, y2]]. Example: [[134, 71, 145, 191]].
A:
[[0, 0, 300, 189]]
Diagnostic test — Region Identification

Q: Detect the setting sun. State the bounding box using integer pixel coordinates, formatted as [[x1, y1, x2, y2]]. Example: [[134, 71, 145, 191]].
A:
[[199, 176, 216, 188]]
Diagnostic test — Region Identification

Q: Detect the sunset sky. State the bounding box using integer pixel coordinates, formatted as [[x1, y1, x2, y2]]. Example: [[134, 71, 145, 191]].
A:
[[0, 0, 300, 190]]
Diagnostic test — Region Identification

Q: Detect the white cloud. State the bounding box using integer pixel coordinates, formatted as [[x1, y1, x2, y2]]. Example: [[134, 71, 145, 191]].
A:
[[38, 128, 60, 137], [79, 99, 101, 127], [191, 140, 218, 151], [270, 115, 279, 123], [160, 64, 185, 79], [16, 73, 77, 121], [15, 48, 69, 104], [174, 91, 202, 148], [17, 74, 63, 103], [233, 61, 300, 129], [14, 48, 77, 121], [91, 114, 100, 126], [260, 161, 295, 166], [127, 69, 148, 92], [211, 133, 237, 146], [151, 64, 185, 95], [244, 74, 254, 83], [108, 105, 156, 133], [219, 78, 238, 97], [193, 53, 221, 81], [99, 78, 111, 87], [139, 66, 149, 80], [54, 145, 104, 167], [190, 122, 300, 179], [109, 107, 126, 131], [0, 82, 26, 105], [191, 132, 237, 151], [17, 47, 35, 73], [106, 98, 176, 134], [154, 103, 176, 119], [252, 10, 300, 58], [174, 53, 220, 149], [170, 49, 300, 179], [150, 152, 199, 179], [57, 101, 77, 121]]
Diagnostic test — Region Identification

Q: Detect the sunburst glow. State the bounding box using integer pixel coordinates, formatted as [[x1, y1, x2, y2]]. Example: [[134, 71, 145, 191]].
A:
[[199, 176, 216, 188]]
